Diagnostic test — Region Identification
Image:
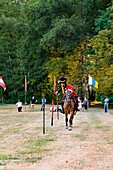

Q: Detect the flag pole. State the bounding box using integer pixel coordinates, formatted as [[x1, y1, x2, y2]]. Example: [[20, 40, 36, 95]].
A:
[[25, 92, 26, 111], [54, 76, 59, 120], [25, 75, 27, 111], [56, 94, 59, 120]]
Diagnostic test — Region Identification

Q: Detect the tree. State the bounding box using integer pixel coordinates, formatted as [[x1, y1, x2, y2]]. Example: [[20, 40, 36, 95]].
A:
[[95, 6, 113, 33], [0, 0, 112, 103]]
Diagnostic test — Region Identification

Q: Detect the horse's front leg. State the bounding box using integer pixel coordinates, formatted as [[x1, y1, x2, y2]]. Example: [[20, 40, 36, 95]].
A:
[[70, 114, 74, 126], [65, 114, 68, 129], [69, 113, 73, 131], [69, 116, 72, 126]]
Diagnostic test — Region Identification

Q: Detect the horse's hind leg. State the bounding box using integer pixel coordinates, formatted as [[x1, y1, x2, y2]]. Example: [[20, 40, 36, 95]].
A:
[[65, 114, 68, 129]]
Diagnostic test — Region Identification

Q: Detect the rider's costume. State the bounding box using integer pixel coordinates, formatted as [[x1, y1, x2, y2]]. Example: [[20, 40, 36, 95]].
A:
[[57, 76, 79, 113]]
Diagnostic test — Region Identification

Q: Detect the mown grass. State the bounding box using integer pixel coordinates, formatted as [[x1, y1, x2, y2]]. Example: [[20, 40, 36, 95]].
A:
[[0, 136, 55, 165], [90, 114, 112, 132], [75, 134, 88, 141], [0, 105, 113, 166], [108, 141, 113, 144], [0, 154, 18, 160], [107, 135, 113, 145], [25, 157, 42, 163], [91, 114, 113, 146], [0, 154, 19, 166], [91, 114, 103, 129], [0, 104, 56, 165], [19, 136, 54, 154], [17, 136, 55, 163]]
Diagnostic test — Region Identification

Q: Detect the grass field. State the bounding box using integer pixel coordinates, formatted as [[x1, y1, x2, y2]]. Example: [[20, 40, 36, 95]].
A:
[[0, 104, 57, 166], [0, 104, 113, 170]]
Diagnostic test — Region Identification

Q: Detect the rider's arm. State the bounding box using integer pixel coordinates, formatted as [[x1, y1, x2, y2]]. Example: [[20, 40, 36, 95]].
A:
[[55, 87, 62, 94]]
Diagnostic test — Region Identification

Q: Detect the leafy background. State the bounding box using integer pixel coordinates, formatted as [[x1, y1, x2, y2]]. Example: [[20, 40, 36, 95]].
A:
[[0, 0, 113, 104]]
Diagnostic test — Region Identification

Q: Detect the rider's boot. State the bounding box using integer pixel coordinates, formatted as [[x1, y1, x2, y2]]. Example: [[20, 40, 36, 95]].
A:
[[61, 108, 64, 113], [61, 101, 64, 114], [75, 105, 80, 111], [74, 97, 80, 111]]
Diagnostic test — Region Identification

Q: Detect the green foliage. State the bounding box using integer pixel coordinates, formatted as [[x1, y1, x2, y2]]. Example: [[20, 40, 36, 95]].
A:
[[95, 6, 113, 33], [0, 0, 112, 103], [88, 26, 113, 95], [108, 96, 113, 104]]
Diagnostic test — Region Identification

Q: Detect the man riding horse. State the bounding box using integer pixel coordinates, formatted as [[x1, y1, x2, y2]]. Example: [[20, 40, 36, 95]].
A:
[[55, 76, 79, 113]]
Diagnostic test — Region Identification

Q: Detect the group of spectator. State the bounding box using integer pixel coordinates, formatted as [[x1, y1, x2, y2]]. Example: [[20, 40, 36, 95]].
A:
[[78, 95, 109, 112], [15, 95, 109, 113], [16, 96, 46, 112], [78, 96, 88, 111]]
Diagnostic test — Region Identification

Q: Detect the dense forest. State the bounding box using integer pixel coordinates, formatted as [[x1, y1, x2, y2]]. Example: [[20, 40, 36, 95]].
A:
[[0, 0, 113, 104]]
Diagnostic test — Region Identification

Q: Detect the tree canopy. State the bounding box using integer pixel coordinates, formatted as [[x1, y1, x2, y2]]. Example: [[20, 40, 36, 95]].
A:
[[0, 0, 113, 103]]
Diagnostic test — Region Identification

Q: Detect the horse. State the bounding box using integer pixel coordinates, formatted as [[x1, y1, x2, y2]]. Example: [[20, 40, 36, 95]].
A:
[[63, 89, 76, 130]]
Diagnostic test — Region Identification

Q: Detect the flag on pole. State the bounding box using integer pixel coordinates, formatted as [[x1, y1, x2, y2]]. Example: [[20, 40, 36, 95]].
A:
[[0, 76, 6, 91], [54, 76, 56, 92], [25, 75, 27, 92], [88, 75, 98, 89]]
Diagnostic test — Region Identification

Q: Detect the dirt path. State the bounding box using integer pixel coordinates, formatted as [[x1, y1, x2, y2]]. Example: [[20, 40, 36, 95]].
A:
[[0, 105, 113, 170]]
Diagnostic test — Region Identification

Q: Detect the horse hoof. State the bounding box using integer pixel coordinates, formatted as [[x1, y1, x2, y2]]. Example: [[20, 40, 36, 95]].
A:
[[68, 127, 72, 131], [66, 126, 68, 129]]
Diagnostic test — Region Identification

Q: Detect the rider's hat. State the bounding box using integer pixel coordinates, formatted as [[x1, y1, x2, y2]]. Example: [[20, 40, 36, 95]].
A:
[[58, 76, 67, 84]]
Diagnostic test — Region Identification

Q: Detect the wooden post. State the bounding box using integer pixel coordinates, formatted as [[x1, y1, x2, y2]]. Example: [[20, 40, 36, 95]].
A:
[[56, 95, 59, 120], [51, 100, 54, 126], [43, 105, 45, 134]]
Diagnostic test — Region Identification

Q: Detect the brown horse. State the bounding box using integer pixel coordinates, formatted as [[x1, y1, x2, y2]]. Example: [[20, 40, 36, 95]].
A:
[[63, 90, 76, 130]]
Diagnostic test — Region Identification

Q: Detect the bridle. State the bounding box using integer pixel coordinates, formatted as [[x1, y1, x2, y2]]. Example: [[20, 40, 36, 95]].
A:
[[65, 90, 72, 103]]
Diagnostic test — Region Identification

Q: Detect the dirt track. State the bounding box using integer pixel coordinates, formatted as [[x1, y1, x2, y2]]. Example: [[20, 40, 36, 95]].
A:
[[0, 104, 113, 170]]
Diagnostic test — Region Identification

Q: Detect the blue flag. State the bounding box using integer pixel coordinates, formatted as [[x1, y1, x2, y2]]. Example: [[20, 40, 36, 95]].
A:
[[88, 75, 98, 89]]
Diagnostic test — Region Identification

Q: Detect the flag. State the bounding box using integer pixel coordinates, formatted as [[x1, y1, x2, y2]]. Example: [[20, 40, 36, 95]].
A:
[[54, 76, 56, 92], [25, 75, 27, 92], [88, 75, 98, 89], [0, 76, 6, 91]]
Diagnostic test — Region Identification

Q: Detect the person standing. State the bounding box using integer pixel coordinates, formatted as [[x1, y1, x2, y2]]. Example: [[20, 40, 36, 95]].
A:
[[104, 95, 109, 112], [16, 100, 22, 112], [41, 96, 46, 111], [83, 97, 88, 111], [78, 97, 82, 110], [30, 96, 37, 111]]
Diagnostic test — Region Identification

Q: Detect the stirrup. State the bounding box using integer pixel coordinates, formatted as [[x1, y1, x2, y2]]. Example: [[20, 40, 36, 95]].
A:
[[61, 109, 64, 113], [75, 108, 80, 111]]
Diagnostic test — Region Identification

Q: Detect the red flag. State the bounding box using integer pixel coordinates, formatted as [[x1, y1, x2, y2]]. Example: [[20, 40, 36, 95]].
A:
[[25, 75, 27, 92], [54, 76, 56, 92], [0, 76, 6, 91]]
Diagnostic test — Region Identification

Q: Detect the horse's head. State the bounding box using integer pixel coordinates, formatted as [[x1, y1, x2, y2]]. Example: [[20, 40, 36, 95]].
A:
[[65, 90, 72, 102]]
